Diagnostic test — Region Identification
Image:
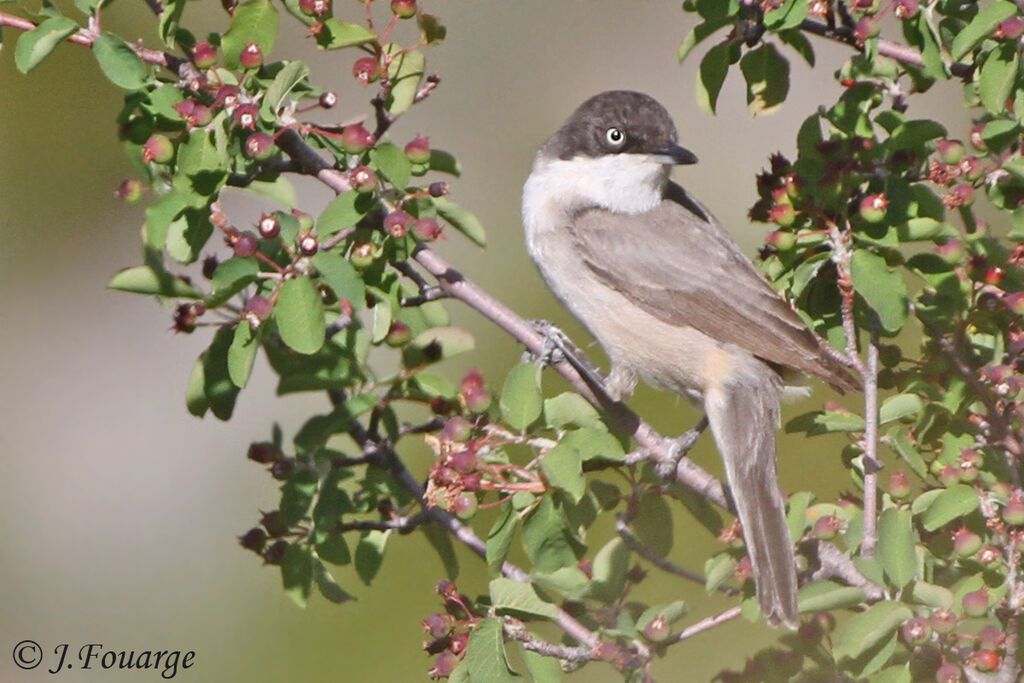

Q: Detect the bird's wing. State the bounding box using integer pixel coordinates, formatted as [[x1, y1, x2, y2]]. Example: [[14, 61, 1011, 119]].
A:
[[570, 182, 857, 391]]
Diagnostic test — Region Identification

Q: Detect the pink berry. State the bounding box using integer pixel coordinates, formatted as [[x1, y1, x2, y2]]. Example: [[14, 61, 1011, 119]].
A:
[[258, 213, 281, 239], [142, 134, 175, 163], [352, 57, 380, 85], [245, 132, 275, 160], [412, 217, 443, 241], [351, 166, 377, 193], [233, 231, 259, 257], [384, 209, 414, 238], [245, 295, 273, 320], [233, 103, 259, 130], [391, 0, 417, 19], [404, 135, 431, 164], [192, 41, 218, 69], [239, 41, 263, 69], [340, 124, 375, 154]]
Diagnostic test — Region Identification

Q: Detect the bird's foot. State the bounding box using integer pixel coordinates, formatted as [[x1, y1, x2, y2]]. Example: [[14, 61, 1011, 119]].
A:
[[654, 417, 710, 481]]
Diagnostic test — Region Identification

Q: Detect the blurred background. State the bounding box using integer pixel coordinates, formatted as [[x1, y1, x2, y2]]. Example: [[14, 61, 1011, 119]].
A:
[[0, 1, 969, 680]]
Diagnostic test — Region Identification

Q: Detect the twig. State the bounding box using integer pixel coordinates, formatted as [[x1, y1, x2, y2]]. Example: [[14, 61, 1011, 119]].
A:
[[860, 317, 882, 559], [654, 606, 743, 648], [802, 539, 884, 601], [502, 618, 598, 665], [333, 511, 428, 534]]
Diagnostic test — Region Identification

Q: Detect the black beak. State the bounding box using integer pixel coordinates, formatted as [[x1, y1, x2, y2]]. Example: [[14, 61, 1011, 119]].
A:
[[651, 143, 698, 165]]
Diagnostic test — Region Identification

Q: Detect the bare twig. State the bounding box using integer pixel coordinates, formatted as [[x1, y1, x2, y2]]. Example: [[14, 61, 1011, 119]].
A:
[[802, 539, 884, 601], [333, 511, 429, 534], [654, 606, 743, 648], [502, 618, 598, 665], [860, 317, 882, 559]]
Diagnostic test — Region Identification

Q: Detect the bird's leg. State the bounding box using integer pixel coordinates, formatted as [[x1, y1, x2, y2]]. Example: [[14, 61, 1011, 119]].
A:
[[524, 320, 614, 400], [655, 416, 710, 481]]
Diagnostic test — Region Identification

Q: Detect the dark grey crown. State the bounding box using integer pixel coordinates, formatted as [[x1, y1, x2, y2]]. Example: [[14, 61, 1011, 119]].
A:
[[542, 91, 679, 161]]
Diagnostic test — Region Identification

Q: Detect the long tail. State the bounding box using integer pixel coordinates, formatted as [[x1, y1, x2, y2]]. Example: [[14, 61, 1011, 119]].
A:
[[704, 374, 798, 629]]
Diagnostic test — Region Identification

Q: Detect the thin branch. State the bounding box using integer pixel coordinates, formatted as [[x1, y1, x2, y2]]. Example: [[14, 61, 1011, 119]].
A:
[[860, 317, 882, 559], [654, 606, 743, 648], [333, 511, 429, 534], [802, 539, 885, 601], [503, 618, 598, 665]]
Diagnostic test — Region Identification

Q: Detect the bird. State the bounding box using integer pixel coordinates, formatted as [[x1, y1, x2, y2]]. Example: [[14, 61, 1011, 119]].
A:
[[521, 90, 859, 628]]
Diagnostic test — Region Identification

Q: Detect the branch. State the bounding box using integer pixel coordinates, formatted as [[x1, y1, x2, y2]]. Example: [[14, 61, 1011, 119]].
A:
[[502, 618, 598, 666], [333, 512, 429, 534], [860, 317, 882, 559], [802, 539, 885, 601], [653, 606, 742, 649]]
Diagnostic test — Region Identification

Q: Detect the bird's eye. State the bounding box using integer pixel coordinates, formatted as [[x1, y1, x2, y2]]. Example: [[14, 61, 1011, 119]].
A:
[[605, 127, 625, 146]]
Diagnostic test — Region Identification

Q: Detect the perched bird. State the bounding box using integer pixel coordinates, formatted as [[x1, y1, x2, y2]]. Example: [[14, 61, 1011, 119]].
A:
[[521, 90, 858, 627]]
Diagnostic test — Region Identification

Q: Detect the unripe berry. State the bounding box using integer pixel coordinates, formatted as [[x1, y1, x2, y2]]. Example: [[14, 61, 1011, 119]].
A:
[[768, 203, 796, 227], [440, 416, 473, 442], [213, 85, 241, 110], [460, 368, 484, 393], [812, 515, 842, 540], [385, 320, 412, 347], [298, 232, 318, 256], [299, 0, 329, 16], [643, 616, 671, 642], [462, 386, 491, 413], [960, 156, 984, 181], [233, 231, 259, 257], [935, 240, 965, 266], [245, 295, 273, 321], [391, 0, 417, 18], [853, 16, 879, 45], [350, 241, 375, 269], [995, 16, 1024, 39], [192, 41, 218, 69], [413, 217, 443, 241], [978, 626, 1004, 650], [901, 617, 931, 646], [936, 139, 965, 165], [384, 209, 414, 238], [938, 464, 960, 488], [352, 56, 380, 85], [961, 588, 989, 617], [767, 229, 796, 250], [233, 103, 259, 130], [239, 41, 263, 69], [245, 132, 275, 160], [258, 213, 281, 239], [934, 662, 962, 683], [340, 124, 375, 154], [944, 184, 974, 208], [952, 527, 982, 559], [460, 472, 481, 492], [115, 178, 144, 203], [977, 545, 1002, 566], [930, 608, 958, 634], [894, 0, 919, 19], [970, 123, 987, 152], [319, 91, 337, 109], [174, 99, 213, 128], [449, 449, 476, 474], [1003, 291, 1024, 315], [859, 193, 889, 223], [1002, 493, 1024, 525], [452, 493, 478, 520], [351, 166, 377, 193], [142, 134, 175, 163], [292, 210, 314, 232], [404, 135, 431, 163], [890, 470, 911, 499]]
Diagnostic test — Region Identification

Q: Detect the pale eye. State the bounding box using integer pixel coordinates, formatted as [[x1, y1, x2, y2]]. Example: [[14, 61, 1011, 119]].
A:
[[605, 127, 625, 146]]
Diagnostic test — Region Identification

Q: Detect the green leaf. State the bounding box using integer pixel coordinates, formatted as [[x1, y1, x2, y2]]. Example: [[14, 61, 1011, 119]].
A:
[[696, 41, 732, 116], [423, 522, 459, 580], [876, 508, 917, 588], [203, 325, 240, 420], [317, 19, 376, 49], [739, 43, 790, 116], [704, 553, 737, 594], [279, 472, 317, 526], [636, 601, 688, 632], [275, 276, 326, 354], [873, 667, 912, 683], [280, 543, 313, 608], [778, 28, 815, 66], [354, 529, 389, 585], [433, 196, 487, 247], [632, 493, 673, 557], [222, 0, 279, 70], [909, 581, 954, 610], [314, 561, 354, 603], [539, 444, 584, 502], [500, 363, 543, 431], [264, 60, 310, 115], [543, 392, 602, 430], [15, 16, 78, 73], [521, 496, 577, 573], [677, 18, 730, 63], [587, 537, 631, 603], [370, 142, 412, 189], [428, 149, 461, 176], [464, 618, 519, 683], [417, 12, 446, 45], [559, 428, 624, 462], [316, 534, 352, 566], [316, 190, 373, 237], [158, 0, 186, 47], [785, 409, 866, 435], [384, 45, 424, 115], [764, 0, 808, 29], [240, 177, 298, 210], [228, 321, 260, 388], [850, 250, 908, 334], [797, 581, 867, 612], [107, 265, 202, 298], [879, 393, 923, 424], [489, 578, 559, 620], [185, 355, 209, 417], [208, 257, 258, 305], [523, 650, 561, 683], [920, 484, 979, 531], [531, 566, 590, 600], [311, 251, 366, 310], [887, 427, 929, 480], [92, 34, 147, 90], [979, 43, 1019, 114], [950, 1, 1018, 61], [834, 601, 912, 661], [404, 326, 475, 365], [486, 503, 516, 576]]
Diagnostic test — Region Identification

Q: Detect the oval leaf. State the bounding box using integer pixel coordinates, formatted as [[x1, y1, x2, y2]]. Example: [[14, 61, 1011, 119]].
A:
[[850, 250, 909, 334], [92, 34, 148, 90], [275, 276, 326, 354], [834, 601, 913, 661], [920, 484, 979, 531], [488, 578, 559, 620], [500, 363, 543, 431], [433, 196, 486, 247], [876, 508, 917, 588], [15, 17, 78, 74]]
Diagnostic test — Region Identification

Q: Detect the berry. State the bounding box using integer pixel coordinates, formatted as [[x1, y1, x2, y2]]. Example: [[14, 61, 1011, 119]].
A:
[[440, 416, 472, 442], [245, 132, 275, 160], [352, 57, 380, 85], [351, 166, 377, 193], [350, 242, 375, 269], [995, 16, 1024, 39], [298, 232, 318, 256], [233, 103, 259, 130], [767, 229, 796, 250], [460, 472, 481, 492], [258, 213, 281, 239], [383, 209, 414, 238], [944, 184, 974, 208], [894, 0, 919, 19], [938, 464, 960, 487], [448, 450, 476, 474], [428, 650, 458, 678], [643, 616, 671, 642], [292, 210, 314, 232], [319, 91, 337, 109], [232, 231, 259, 257], [971, 650, 1000, 673], [929, 608, 957, 634], [413, 217, 443, 241], [238, 527, 267, 552], [245, 295, 273, 321], [901, 617, 931, 645], [936, 139, 965, 165], [192, 41, 218, 69], [429, 181, 448, 197], [404, 135, 431, 164], [262, 540, 289, 565], [812, 515, 842, 540], [462, 387, 491, 413], [890, 470, 911, 499], [340, 124, 375, 154], [202, 254, 219, 279], [115, 178, 144, 203], [859, 193, 889, 223], [460, 369, 484, 393], [970, 123, 987, 152], [768, 203, 796, 227], [142, 134, 175, 163], [213, 85, 241, 110], [960, 156, 984, 181], [422, 613, 454, 638], [961, 588, 989, 617], [853, 16, 879, 45], [391, 0, 417, 18], [1003, 493, 1024, 525], [248, 442, 282, 463], [978, 626, 1004, 651], [934, 662, 962, 683], [952, 527, 982, 559], [385, 321, 412, 347], [173, 99, 213, 128], [298, 0, 329, 16], [452, 493, 478, 520], [935, 240, 965, 266], [239, 41, 263, 69]]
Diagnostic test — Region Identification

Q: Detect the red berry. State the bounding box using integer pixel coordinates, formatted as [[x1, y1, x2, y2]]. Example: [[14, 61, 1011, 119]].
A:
[[298, 233, 318, 256], [239, 41, 263, 69], [351, 166, 377, 193], [936, 139, 965, 165], [352, 56, 380, 85], [245, 295, 273, 321], [142, 134, 175, 163], [213, 85, 241, 110], [412, 217, 443, 241], [391, 0, 417, 18], [192, 41, 218, 69], [463, 387, 491, 413], [952, 527, 982, 559], [995, 16, 1024, 39], [233, 103, 259, 130], [930, 608, 957, 634], [971, 649, 1000, 673], [460, 369, 484, 393], [174, 99, 213, 128], [859, 193, 889, 223], [383, 209, 414, 238], [449, 450, 476, 474], [421, 613, 454, 638], [812, 515, 842, 540], [258, 213, 281, 239], [853, 16, 879, 45], [452, 493, 478, 520], [768, 203, 796, 227], [340, 124, 375, 154], [894, 0, 918, 19], [643, 616, 671, 642], [245, 132, 275, 160], [404, 134, 431, 164], [319, 91, 337, 109], [985, 266, 1005, 287], [962, 588, 989, 617], [248, 442, 282, 463], [298, 0, 329, 16], [934, 662, 962, 683], [900, 617, 931, 645], [233, 231, 259, 257], [1003, 493, 1024, 525]]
